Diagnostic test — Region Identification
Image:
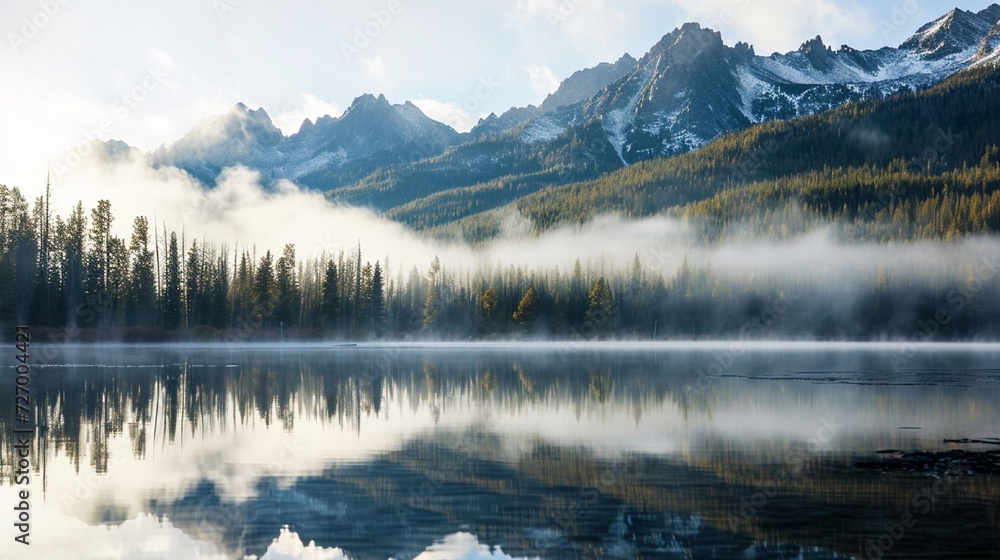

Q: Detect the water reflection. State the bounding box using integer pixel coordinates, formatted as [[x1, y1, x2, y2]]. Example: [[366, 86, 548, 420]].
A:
[[1, 344, 999, 559]]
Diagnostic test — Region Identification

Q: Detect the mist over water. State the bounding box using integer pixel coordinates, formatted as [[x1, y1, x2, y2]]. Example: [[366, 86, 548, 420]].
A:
[[2, 344, 998, 559], [22, 152, 1000, 280], [5, 3, 1000, 559], [8, 152, 995, 343]]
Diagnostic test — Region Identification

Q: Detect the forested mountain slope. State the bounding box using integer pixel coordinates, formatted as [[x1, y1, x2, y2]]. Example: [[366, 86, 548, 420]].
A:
[[431, 65, 1000, 242]]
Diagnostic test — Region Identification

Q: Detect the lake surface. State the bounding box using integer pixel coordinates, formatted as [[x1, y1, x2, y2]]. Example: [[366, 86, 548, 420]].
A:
[[2, 343, 999, 559]]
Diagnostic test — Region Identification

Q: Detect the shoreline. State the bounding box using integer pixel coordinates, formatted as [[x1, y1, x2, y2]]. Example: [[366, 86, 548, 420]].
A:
[[18, 338, 1000, 350]]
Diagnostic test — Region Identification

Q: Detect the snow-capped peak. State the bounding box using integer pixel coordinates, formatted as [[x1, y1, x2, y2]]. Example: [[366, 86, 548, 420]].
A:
[[900, 7, 994, 59]]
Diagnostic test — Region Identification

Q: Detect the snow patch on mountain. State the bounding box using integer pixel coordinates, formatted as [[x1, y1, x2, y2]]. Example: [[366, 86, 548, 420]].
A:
[[520, 116, 567, 144], [735, 66, 776, 122], [603, 59, 659, 164]]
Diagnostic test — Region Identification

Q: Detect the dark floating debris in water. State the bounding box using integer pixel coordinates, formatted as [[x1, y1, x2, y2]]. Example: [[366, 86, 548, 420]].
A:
[[857, 449, 1000, 476], [943, 438, 1000, 446]]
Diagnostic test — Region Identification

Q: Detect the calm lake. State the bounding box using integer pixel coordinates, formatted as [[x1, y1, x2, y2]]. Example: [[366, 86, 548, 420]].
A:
[[2, 343, 999, 559]]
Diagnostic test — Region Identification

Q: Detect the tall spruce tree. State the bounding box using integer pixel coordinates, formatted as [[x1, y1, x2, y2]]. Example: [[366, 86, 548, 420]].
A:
[[321, 260, 340, 332], [371, 261, 385, 334], [586, 276, 615, 335], [254, 250, 277, 327], [185, 240, 201, 327], [85, 200, 113, 327], [162, 232, 183, 329], [512, 287, 540, 327], [127, 217, 157, 326], [275, 244, 299, 328]]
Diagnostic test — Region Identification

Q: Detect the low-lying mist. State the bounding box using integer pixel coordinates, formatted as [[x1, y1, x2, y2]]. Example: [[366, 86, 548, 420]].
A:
[[11, 151, 1000, 341], [38, 151, 999, 276]]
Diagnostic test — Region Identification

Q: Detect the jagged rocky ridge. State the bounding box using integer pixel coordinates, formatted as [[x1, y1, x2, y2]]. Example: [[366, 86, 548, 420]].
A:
[[118, 5, 1000, 194]]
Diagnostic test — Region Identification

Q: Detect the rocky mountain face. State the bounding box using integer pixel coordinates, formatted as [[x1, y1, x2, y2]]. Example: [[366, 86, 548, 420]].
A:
[[138, 5, 999, 195], [468, 53, 639, 140], [499, 5, 1000, 164], [152, 95, 461, 189], [153, 103, 285, 185]]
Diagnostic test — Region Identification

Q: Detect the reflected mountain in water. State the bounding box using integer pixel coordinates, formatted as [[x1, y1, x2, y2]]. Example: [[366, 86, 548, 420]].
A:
[[1, 344, 999, 559]]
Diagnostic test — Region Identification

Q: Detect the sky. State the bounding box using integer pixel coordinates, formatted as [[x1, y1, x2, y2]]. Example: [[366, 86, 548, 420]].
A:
[[0, 0, 996, 190]]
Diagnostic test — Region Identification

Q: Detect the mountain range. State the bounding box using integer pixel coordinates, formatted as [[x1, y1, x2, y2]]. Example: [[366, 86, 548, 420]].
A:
[[106, 5, 1000, 234]]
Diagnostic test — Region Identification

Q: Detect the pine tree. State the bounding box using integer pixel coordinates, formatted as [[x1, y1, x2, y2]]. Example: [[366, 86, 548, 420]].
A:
[[371, 261, 385, 334], [185, 240, 201, 327], [162, 232, 182, 329], [512, 287, 540, 326], [107, 236, 129, 326], [586, 276, 615, 335], [232, 250, 253, 327], [30, 176, 54, 326], [0, 185, 35, 327], [569, 258, 586, 325], [0, 249, 15, 328], [254, 250, 277, 327], [85, 200, 113, 327], [127, 217, 157, 326], [480, 286, 498, 325], [275, 244, 299, 328], [211, 249, 230, 329], [7, 188, 36, 325], [321, 260, 340, 332], [353, 243, 362, 330], [423, 256, 441, 330], [359, 262, 373, 330]]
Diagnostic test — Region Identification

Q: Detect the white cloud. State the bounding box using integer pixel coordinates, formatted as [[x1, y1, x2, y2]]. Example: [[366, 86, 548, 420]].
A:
[[273, 94, 344, 135], [250, 527, 349, 560], [50, 154, 472, 271], [511, 0, 616, 32], [0, 0, 973, 190], [411, 97, 482, 133], [525, 65, 560, 97], [0, 510, 227, 560], [413, 532, 538, 560], [32, 148, 698, 278], [508, 0, 631, 60], [0, 512, 534, 560], [672, 0, 875, 54]]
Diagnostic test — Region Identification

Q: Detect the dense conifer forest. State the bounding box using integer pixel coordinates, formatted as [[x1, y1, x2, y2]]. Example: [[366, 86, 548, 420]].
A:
[[430, 66, 1000, 242], [1, 181, 998, 341], [3, 68, 1000, 341]]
